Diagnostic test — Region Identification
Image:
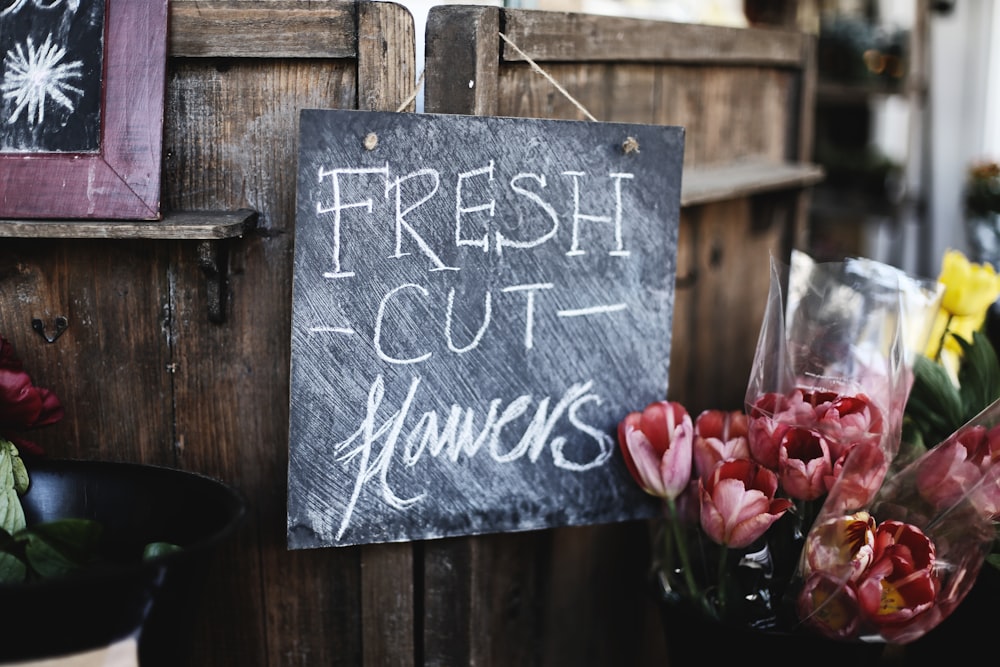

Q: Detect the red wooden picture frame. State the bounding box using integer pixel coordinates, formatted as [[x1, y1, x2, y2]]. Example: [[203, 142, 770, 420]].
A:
[[0, 0, 168, 221]]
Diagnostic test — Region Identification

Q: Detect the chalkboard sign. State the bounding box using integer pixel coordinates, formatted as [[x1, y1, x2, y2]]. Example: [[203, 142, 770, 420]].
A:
[[0, 0, 167, 220], [1, 0, 105, 153], [288, 109, 684, 548]]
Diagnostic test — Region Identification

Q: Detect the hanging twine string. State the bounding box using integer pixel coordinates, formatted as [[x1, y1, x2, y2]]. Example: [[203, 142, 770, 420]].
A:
[[390, 31, 638, 154], [396, 69, 427, 113], [497, 31, 599, 123]]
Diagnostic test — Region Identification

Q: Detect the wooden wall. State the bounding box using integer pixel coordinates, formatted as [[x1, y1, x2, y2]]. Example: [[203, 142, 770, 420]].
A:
[[0, 3, 818, 665]]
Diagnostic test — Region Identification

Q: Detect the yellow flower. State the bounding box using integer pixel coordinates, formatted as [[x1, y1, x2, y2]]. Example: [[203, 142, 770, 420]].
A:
[[938, 249, 1000, 319], [924, 250, 1000, 363]]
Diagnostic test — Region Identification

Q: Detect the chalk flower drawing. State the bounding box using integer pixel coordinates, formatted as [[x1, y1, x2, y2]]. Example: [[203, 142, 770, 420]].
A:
[[2, 33, 84, 127], [1, 0, 80, 18]]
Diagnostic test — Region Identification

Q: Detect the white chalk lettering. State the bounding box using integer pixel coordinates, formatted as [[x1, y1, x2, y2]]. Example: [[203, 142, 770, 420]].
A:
[[495, 172, 559, 255], [455, 161, 496, 252], [374, 283, 432, 365], [332, 374, 425, 540], [445, 288, 492, 353], [387, 169, 459, 272], [557, 303, 628, 318], [562, 171, 634, 257], [317, 165, 390, 279], [501, 283, 554, 350], [330, 374, 610, 539], [552, 392, 615, 471]]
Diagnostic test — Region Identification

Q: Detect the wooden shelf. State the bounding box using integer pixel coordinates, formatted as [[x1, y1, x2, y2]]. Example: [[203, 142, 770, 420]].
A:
[[680, 160, 824, 207], [0, 209, 257, 239]]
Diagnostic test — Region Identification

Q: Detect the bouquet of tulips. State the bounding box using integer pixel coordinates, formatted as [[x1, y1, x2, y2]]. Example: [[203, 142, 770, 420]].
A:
[[619, 249, 1000, 644]]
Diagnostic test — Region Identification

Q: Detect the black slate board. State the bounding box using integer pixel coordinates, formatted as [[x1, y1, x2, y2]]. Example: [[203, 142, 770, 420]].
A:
[[0, 0, 105, 153], [288, 109, 684, 548]]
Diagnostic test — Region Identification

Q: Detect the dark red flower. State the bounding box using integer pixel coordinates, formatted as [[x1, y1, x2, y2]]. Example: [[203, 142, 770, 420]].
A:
[[856, 521, 938, 630], [0, 336, 62, 455]]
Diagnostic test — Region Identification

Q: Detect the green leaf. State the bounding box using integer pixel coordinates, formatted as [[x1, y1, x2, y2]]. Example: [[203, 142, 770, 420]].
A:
[[23, 533, 82, 579], [904, 354, 965, 446], [21, 519, 103, 579], [143, 542, 182, 560], [0, 551, 26, 584], [957, 331, 1000, 422], [4, 440, 28, 495], [25, 519, 103, 561], [0, 442, 26, 534], [0, 488, 26, 537]]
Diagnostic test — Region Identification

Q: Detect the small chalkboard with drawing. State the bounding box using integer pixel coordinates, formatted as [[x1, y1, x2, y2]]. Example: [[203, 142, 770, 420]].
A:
[[0, 0, 105, 153], [0, 0, 168, 220], [287, 109, 685, 548]]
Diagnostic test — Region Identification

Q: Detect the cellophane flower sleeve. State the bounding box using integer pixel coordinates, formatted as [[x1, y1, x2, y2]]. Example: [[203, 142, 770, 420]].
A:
[[796, 398, 1000, 643], [745, 251, 942, 509]]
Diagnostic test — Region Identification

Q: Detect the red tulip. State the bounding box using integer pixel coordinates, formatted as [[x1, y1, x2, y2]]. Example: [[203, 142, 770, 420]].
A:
[[617, 401, 693, 501], [856, 521, 938, 630], [778, 427, 832, 501], [692, 409, 750, 480], [699, 458, 792, 548]]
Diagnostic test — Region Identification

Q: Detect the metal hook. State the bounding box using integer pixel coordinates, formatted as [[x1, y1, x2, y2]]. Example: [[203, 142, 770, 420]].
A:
[[32, 316, 68, 343]]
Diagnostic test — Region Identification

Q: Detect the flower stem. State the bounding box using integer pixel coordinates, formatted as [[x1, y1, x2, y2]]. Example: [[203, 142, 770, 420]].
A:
[[935, 313, 954, 363], [664, 497, 708, 615], [717, 546, 730, 618]]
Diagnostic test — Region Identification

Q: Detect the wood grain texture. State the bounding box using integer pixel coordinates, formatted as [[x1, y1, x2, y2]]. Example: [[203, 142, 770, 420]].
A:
[[161, 56, 360, 666], [354, 6, 418, 664], [0, 210, 257, 239], [501, 8, 809, 65], [358, 1, 416, 112], [425, 5, 500, 116], [169, 0, 357, 58]]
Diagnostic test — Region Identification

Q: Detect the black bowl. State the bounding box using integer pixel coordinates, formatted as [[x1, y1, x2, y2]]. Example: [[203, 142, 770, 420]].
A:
[[0, 459, 246, 663]]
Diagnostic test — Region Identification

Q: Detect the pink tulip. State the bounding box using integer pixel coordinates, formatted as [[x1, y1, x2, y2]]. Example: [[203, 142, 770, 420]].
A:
[[699, 458, 792, 548], [617, 401, 693, 501], [814, 393, 883, 462], [824, 442, 888, 512], [917, 425, 1000, 518], [778, 427, 832, 501], [692, 409, 750, 480], [747, 390, 814, 470]]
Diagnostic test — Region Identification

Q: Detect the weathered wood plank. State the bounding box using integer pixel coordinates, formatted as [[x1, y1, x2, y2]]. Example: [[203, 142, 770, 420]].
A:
[[358, 0, 417, 112], [162, 58, 360, 666], [354, 5, 419, 665], [169, 0, 357, 58], [681, 160, 824, 207], [501, 8, 809, 66], [0, 210, 257, 239], [425, 5, 501, 116], [0, 238, 176, 466]]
